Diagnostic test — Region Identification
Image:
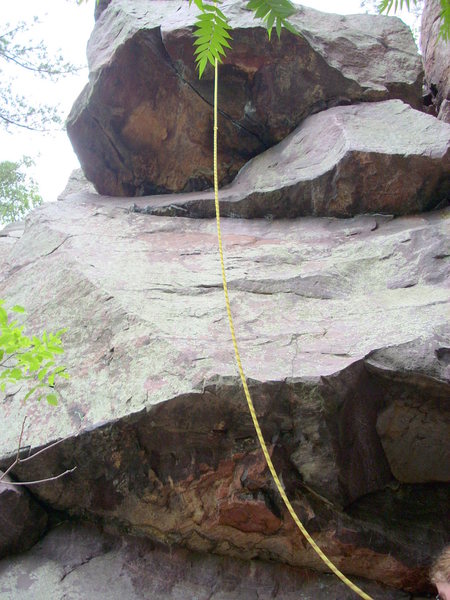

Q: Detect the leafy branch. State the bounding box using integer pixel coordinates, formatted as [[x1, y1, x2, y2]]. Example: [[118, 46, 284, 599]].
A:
[[378, 0, 450, 41], [189, 0, 298, 78], [0, 301, 69, 406], [0, 18, 82, 131], [0, 157, 42, 224]]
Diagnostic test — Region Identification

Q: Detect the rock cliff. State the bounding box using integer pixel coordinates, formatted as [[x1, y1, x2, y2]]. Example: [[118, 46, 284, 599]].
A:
[[421, 0, 450, 122], [0, 1, 449, 598]]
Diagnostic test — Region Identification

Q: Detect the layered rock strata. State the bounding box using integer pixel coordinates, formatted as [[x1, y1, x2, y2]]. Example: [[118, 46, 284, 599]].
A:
[[133, 100, 450, 219], [0, 196, 448, 593], [0, 521, 425, 599]]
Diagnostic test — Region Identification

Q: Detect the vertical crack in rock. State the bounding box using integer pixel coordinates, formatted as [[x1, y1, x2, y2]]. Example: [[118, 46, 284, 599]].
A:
[[158, 28, 269, 151]]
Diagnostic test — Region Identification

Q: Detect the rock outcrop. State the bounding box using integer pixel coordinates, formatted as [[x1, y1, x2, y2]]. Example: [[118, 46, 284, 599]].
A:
[[67, 0, 423, 197], [0, 195, 448, 594], [0, 521, 422, 599], [134, 100, 450, 219], [0, 471, 48, 559], [421, 0, 450, 122], [1, 2, 448, 596]]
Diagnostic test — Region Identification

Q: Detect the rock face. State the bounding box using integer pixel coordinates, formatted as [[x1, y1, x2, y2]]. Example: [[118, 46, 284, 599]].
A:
[[0, 521, 421, 599], [135, 100, 450, 219], [1, 2, 448, 596], [420, 0, 450, 122], [58, 168, 97, 200], [0, 221, 25, 273], [0, 195, 448, 594], [0, 472, 48, 558], [67, 0, 423, 197]]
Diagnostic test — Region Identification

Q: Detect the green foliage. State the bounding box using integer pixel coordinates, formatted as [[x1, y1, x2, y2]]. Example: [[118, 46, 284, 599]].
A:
[[189, 0, 297, 77], [0, 18, 79, 131], [191, 1, 232, 77], [378, 0, 450, 41], [0, 300, 68, 406], [0, 157, 42, 224]]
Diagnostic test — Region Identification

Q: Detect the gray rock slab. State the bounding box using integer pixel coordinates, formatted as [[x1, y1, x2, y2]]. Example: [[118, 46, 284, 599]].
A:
[[139, 100, 450, 219], [58, 168, 97, 201], [67, 0, 423, 196], [0, 521, 416, 600], [0, 197, 448, 592]]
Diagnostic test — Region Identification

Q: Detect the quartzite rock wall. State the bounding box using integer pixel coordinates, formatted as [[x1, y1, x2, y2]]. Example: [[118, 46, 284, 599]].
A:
[[134, 100, 450, 218], [67, 0, 424, 197], [0, 2, 449, 597], [421, 0, 450, 122], [0, 196, 448, 595]]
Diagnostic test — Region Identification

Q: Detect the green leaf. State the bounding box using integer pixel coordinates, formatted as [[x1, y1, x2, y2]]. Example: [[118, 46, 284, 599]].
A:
[[11, 305, 26, 313], [276, 16, 282, 39], [24, 385, 40, 402], [11, 367, 23, 379], [198, 55, 208, 78], [46, 393, 58, 406]]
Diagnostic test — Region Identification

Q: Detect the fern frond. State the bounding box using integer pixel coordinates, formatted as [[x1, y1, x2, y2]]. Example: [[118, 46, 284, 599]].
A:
[[377, 0, 419, 15], [246, 0, 298, 40], [378, 0, 449, 42], [192, 1, 233, 77], [438, 0, 450, 41]]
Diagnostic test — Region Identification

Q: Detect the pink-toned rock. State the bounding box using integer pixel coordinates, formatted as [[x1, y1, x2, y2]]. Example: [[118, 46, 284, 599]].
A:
[[67, 0, 423, 196], [420, 0, 450, 122], [138, 100, 450, 219], [0, 196, 448, 594]]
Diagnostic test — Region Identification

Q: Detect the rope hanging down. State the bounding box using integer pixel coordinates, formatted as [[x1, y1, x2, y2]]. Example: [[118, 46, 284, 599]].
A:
[[212, 57, 373, 600]]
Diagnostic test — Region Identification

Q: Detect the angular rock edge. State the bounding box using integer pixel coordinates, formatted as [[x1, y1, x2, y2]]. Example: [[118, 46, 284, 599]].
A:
[[67, 0, 423, 196], [131, 100, 450, 219]]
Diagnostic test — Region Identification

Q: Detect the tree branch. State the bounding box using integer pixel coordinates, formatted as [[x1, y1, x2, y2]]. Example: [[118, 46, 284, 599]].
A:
[[0, 50, 84, 75], [0, 416, 77, 487], [0, 112, 58, 132]]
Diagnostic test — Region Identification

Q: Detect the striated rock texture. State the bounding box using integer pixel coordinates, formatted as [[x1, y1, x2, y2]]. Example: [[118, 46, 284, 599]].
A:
[[0, 521, 420, 599], [135, 100, 450, 219], [420, 0, 450, 122], [0, 471, 48, 559], [67, 0, 423, 197], [0, 195, 448, 594]]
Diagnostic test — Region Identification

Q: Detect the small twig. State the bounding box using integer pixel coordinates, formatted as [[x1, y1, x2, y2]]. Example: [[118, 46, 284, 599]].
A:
[[0, 416, 77, 487], [16, 415, 27, 460], [1, 466, 77, 486], [0, 416, 27, 481], [19, 435, 71, 463]]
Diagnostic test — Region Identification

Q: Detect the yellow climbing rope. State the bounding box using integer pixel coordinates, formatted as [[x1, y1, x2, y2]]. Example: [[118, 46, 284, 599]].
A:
[[212, 57, 373, 600]]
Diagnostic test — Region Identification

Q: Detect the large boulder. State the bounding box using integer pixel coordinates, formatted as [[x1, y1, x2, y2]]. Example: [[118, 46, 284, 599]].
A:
[[135, 100, 450, 219], [0, 195, 448, 593], [420, 0, 450, 122], [67, 0, 423, 197]]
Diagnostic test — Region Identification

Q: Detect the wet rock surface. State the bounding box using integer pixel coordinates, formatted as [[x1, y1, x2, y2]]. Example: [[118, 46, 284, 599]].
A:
[[67, 0, 423, 197]]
